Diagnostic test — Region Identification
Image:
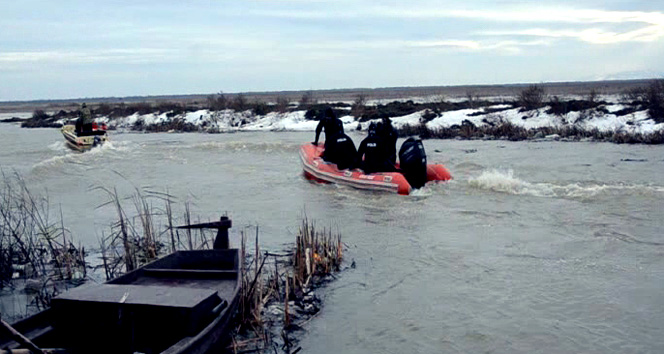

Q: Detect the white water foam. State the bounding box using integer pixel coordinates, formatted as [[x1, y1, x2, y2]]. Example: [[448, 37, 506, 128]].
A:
[[468, 169, 664, 199], [468, 169, 556, 197], [33, 141, 132, 171], [48, 141, 69, 152], [409, 186, 433, 197], [32, 154, 75, 170]]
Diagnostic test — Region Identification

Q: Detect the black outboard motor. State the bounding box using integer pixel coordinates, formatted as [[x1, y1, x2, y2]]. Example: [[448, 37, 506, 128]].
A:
[[399, 137, 427, 189]]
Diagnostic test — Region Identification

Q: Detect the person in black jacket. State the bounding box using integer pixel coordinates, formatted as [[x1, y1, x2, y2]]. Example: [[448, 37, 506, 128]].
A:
[[313, 107, 343, 146], [323, 132, 357, 170], [356, 122, 396, 174], [379, 117, 398, 165]]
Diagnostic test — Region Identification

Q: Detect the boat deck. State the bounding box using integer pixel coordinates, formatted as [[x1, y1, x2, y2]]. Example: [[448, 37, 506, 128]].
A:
[[0, 249, 241, 354]]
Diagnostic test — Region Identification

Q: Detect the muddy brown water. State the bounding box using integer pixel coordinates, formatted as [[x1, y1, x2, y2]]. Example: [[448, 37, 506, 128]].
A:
[[1, 124, 663, 353]]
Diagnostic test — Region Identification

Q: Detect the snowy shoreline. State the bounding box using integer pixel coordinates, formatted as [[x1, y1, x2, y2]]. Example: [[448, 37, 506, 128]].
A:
[[3, 93, 663, 143]]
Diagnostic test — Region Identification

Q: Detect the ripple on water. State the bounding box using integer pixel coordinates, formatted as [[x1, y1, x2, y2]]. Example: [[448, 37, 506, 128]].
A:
[[187, 141, 300, 153]]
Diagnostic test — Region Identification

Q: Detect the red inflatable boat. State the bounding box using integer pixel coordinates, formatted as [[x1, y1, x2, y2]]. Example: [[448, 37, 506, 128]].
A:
[[300, 143, 452, 195]]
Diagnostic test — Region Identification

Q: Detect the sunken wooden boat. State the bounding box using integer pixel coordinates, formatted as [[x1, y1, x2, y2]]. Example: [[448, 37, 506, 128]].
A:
[[0, 217, 241, 354]]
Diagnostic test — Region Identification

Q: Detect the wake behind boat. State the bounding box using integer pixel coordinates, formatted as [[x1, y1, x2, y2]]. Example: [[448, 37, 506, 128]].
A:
[[300, 143, 452, 195], [61, 122, 109, 152]]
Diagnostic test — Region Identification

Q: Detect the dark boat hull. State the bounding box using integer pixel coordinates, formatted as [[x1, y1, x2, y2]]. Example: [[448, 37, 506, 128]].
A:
[[0, 250, 241, 354]]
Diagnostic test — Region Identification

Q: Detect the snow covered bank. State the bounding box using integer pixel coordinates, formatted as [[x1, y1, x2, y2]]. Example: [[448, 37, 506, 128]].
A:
[[85, 101, 662, 138], [8, 91, 663, 143]]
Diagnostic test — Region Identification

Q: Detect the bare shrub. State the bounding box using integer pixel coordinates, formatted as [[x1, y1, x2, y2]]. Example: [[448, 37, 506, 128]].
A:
[[547, 96, 604, 117], [298, 91, 316, 109], [126, 102, 153, 115], [232, 94, 248, 111], [276, 96, 290, 113], [466, 90, 479, 109], [155, 101, 184, 115], [587, 88, 600, 104], [351, 94, 367, 117], [518, 85, 547, 111], [620, 86, 647, 105], [252, 100, 270, 116], [207, 92, 228, 111], [548, 96, 567, 116], [617, 80, 664, 122], [94, 103, 114, 116], [645, 79, 664, 122], [31, 110, 48, 120]]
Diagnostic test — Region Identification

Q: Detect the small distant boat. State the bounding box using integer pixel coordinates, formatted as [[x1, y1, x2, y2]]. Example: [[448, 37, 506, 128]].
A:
[[0, 217, 241, 354], [61, 123, 109, 152], [300, 143, 452, 195]]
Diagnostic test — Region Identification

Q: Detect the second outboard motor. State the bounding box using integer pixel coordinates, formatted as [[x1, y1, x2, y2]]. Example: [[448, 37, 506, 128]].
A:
[[399, 137, 427, 189]]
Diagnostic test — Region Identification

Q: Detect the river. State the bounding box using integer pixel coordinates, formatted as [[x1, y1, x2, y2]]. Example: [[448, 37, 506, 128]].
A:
[[1, 123, 663, 353]]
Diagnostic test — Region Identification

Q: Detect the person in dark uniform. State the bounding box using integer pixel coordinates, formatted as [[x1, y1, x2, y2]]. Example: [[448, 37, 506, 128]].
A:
[[313, 107, 343, 146], [356, 122, 396, 174], [323, 132, 357, 170], [379, 117, 398, 165], [76, 103, 93, 135]]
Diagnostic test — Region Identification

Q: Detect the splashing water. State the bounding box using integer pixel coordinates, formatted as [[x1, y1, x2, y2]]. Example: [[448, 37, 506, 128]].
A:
[[468, 169, 664, 200], [33, 140, 130, 171], [468, 169, 555, 197], [409, 186, 433, 198]]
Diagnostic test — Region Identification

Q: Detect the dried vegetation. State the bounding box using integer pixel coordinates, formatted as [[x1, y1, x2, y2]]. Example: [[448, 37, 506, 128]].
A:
[[231, 217, 344, 354], [0, 172, 86, 320]]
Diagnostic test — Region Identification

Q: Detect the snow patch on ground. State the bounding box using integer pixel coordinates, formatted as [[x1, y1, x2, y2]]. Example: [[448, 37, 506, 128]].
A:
[[26, 94, 661, 136]]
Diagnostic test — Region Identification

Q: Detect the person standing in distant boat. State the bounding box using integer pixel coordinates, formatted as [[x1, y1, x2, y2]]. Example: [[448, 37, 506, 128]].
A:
[[312, 106, 343, 146], [76, 103, 93, 135]]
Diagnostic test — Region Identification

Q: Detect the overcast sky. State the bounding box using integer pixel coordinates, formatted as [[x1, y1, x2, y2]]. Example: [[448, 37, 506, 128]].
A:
[[1, 0, 662, 101]]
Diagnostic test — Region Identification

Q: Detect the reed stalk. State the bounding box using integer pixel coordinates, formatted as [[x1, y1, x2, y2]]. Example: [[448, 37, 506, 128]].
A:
[[231, 216, 344, 353], [0, 171, 85, 312]]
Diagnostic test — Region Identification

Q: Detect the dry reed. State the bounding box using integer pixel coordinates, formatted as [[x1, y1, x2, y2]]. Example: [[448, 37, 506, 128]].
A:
[[231, 216, 344, 353], [0, 171, 85, 312]]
